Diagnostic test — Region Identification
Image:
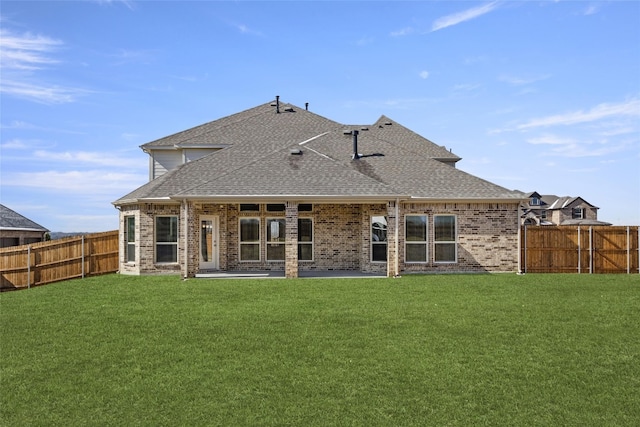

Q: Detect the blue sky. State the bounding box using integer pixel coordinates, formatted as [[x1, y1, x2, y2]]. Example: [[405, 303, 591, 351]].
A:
[[1, 1, 638, 231]]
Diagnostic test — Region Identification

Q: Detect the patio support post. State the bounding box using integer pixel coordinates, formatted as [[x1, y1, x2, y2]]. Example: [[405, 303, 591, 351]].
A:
[[386, 200, 399, 277], [285, 202, 299, 278]]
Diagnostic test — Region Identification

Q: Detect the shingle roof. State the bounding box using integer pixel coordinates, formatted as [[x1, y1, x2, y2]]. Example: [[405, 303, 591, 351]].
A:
[[0, 204, 49, 232], [114, 99, 524, 204]]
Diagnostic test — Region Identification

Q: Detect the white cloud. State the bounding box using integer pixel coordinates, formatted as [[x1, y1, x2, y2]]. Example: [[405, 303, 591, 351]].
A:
[[526, 133, 632, 157], [431, 1, 500, 32], [1, 139, 31, 149], [390, 27, 415, 37], [33, 150, 144, 169], [516, 99, 640, 130], [0, 28, 89, 104], [0, 29, 61, 70], [419, 70, 429, 79], [583, 4, 599, 15], [499, 74, 551, 86], [2, 170, 147, 194], [0, 79, 89, 104]]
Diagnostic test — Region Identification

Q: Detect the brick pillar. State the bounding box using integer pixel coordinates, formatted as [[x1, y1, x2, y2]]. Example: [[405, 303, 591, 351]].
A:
[[285, 202, 299, 278], [386, 200, 398, 277]]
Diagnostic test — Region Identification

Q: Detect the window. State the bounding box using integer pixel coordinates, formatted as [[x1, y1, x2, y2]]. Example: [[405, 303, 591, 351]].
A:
[[240, 204, 259, 212], [240, 218, 260, 261], [434, 215, 456, 263], [531, 197, 540, 206], [266, 218, 286, 261], [371, 216, 387, 262], [156, 216, 178, 263], [266, 204, 285, 212], [298, 218, 313, 261], [405, 215, 427, 263], [541, 210, 547, 219], [572, 208, 584, 219], [299, 204, 313, 212], [125, 216, 135, 263]]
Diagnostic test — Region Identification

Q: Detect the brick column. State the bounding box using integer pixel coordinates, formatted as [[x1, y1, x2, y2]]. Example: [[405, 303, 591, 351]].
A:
[[285, 202, 299, 278], [386, 200, 398, 277]]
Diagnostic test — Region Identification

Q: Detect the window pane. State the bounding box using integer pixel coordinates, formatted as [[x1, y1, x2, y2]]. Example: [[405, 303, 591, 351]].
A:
[[156, 217, 177, 242], [298, 219, 313, 242], [240, 204, 259, 211], [267, 243, 285, 261], [240, 243, 260, 261], [126, 216, 135, 243], [126, 243, 135, 262], [372, 216, 387, 242], [240, 218, 260, 242], [267, 218, 286, 242], [298, 204, 313, 212], [406, 215, 426, 241], [298, 243, 313, 261], [435, 243, 456, 262], [372, 243, 387, 262], [156, 244, 177, 263], [266, 204, 285, 212], [435, 215, 455, 242], [406, 244, 427, 262]]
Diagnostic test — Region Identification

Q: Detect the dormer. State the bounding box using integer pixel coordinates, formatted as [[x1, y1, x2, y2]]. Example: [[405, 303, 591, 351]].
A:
[[143, 144, 228, 180]]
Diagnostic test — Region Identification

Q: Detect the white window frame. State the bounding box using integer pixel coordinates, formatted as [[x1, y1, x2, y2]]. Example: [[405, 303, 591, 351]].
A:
[[572, 208, 584, 219], [371, 215, 388, 263], [125, 215, 135, 263], [266, 217, 286, 262], [434, 214, 457, 263], [155, 216, 178, 264], [239, 217, 261, 261], [405, 214, 428, 263], [298, 217, 314, 261]]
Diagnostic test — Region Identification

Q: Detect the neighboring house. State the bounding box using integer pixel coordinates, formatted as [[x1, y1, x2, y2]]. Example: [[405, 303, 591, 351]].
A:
[[113, 98, 525, 278], [0, 204, 49, 248], [521, 191, 611, 226]]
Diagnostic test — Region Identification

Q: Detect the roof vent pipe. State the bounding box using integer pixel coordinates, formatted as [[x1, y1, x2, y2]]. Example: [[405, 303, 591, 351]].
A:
[[305, 102, 309, 111], [276, 95, 280, 113], [352, 130, 360, 160]]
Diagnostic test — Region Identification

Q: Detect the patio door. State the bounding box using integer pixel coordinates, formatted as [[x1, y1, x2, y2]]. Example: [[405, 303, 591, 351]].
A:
[[199, 216, 219, 270]]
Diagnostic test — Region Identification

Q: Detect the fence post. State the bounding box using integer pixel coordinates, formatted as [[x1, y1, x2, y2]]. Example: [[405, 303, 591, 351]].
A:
[[627, 226, 630, 275], [81, 235, 85, 279], [27, 245, 31, 289], [589, 226, 593, 274], [523, 226, 527, 274], [577, 226, 581, 274]]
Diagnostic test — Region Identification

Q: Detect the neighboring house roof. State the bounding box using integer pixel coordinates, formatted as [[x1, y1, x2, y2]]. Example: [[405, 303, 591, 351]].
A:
[[0, 204, 49, 232], [115, 100, 523, 205]]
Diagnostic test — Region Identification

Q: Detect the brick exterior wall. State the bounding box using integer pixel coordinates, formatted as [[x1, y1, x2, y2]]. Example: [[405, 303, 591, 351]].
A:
[[118, 201, 520, 277]]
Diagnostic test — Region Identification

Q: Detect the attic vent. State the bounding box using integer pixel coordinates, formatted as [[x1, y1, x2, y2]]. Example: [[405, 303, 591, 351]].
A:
[[384, 121, 392, 126], [290, 148, 302, 155], [284, 107, 295, 112], [360, 127, 369, 131], [342, 129, 352, 135]]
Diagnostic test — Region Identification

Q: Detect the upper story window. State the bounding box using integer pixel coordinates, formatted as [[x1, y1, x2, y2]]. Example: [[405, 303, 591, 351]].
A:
[[572, 208, 584, 219], [531, 197, 540, 206]]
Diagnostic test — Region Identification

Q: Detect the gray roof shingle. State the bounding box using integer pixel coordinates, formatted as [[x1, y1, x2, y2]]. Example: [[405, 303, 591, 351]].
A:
[[0, 204, 49, 232], [115, 99, 524, 204]]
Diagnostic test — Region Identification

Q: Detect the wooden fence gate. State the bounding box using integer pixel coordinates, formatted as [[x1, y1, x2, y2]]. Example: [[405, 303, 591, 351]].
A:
[[0, 230, 118, 291], [521, 226, 640, 274]]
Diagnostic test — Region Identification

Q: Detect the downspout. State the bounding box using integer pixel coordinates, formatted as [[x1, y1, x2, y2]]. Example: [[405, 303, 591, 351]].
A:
[[395, 198, 400, 278]]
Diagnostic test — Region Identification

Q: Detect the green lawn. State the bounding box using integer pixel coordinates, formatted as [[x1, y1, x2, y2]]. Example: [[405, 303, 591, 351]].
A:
[[1, 273, 638, 426]]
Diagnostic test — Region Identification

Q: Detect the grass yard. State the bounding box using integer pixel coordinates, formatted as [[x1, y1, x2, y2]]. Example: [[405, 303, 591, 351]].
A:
[[1, 273, 638, 426]]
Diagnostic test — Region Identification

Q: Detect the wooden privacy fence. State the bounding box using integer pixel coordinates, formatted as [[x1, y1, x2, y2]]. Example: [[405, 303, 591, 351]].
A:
[[521, 226, 640, 274], [0, 230, 118, 291]]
